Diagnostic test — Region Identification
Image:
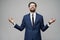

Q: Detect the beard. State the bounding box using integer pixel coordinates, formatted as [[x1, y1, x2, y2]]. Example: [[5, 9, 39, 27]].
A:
[[30, 9, 36, 12]]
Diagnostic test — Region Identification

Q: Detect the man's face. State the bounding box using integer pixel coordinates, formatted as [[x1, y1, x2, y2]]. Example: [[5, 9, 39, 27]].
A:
[[29, 3, 37, 12]]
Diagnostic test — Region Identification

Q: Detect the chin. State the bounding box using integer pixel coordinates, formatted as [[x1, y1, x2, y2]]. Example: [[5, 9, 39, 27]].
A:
[[30, 10, 35, 12]]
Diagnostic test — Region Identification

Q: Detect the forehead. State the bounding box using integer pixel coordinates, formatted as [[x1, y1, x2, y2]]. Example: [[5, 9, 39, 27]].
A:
[[30, 3, 35, 6]]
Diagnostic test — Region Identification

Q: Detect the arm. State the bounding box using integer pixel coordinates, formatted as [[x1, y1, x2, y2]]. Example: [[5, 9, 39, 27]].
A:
[[8, 16, 25, 31], [14, 16, 25, 31], [40, 16, 49, 32], [40, 16, 56, 32]]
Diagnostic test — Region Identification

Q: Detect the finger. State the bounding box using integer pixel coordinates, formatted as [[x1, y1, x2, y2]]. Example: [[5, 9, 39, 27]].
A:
[[51, 18, 56, 24], [11, 17, 13, 20]]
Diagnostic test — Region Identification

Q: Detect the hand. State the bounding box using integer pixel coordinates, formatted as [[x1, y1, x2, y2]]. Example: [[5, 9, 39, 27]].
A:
[[48, 18, 56, 25], [8, 17, 15, 25]]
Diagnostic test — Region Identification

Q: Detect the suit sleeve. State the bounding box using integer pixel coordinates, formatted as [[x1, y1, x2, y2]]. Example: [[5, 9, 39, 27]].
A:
[[14, 16, 25, 31], [40, 16, 49, 32]]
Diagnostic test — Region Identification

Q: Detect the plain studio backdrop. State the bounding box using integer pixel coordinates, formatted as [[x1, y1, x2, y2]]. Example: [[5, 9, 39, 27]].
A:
[[0, 0, 60, 40]]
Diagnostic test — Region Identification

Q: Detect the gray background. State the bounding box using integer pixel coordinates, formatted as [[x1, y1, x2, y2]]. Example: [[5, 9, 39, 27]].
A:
[[0, 0, 60, 40]]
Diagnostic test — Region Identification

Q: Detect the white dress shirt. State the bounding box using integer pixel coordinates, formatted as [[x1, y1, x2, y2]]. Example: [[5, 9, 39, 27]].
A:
[[30, 12, 36, 25]]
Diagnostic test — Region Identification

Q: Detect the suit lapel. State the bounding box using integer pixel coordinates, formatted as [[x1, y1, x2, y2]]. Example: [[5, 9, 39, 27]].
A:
[[28, 13, 32, 27], [35, 13, 38, 25]]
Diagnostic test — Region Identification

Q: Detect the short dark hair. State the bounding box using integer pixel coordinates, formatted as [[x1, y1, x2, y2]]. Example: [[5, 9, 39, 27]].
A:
[[28, 2, 37, 7]]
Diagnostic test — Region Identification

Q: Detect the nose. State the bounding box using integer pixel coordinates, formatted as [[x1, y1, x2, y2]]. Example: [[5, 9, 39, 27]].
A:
[[31, 6, 35, 8]]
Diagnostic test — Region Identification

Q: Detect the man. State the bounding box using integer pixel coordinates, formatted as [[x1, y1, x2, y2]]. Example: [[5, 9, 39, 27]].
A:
[[8, 2, 56, 40]]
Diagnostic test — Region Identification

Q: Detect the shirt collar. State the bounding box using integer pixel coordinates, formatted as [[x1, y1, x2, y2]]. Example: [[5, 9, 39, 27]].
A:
[[30, 12, 36, 16]]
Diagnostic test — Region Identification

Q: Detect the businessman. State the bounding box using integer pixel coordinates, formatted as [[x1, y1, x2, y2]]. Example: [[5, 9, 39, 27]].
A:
[[8, 2, 56, 40]]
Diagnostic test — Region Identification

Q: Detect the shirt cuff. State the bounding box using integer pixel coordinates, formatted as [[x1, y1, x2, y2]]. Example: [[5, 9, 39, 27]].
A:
[[13, 22, 16, 25], [47, 23, 50, 26]]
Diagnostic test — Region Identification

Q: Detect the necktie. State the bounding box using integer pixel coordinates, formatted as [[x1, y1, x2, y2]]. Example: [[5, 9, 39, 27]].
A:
[[32, 14, 34, 26]]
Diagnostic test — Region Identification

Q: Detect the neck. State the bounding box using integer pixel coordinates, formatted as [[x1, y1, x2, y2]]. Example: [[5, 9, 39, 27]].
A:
[[30, 11, 36, 14]]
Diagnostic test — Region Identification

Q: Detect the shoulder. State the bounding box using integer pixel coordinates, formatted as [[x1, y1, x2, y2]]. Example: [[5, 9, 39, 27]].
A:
[[24, 13, 29, 17], [36, 12, 43, 18], [23, 13, 29, 18]]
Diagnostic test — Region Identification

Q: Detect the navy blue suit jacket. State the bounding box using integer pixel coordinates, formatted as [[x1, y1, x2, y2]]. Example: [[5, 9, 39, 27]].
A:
[[14, 13, 49, 40]]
